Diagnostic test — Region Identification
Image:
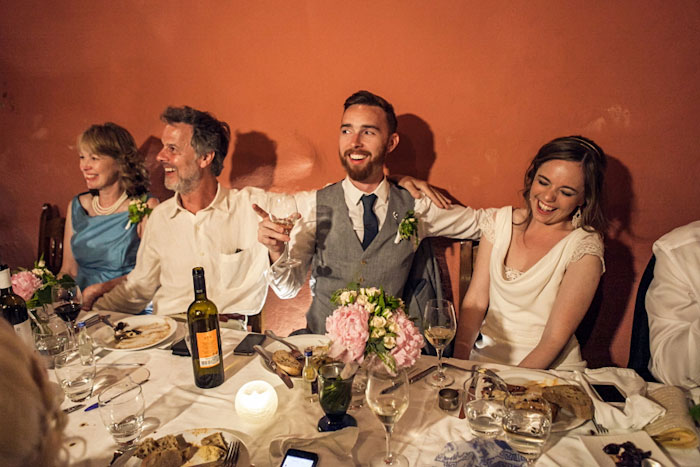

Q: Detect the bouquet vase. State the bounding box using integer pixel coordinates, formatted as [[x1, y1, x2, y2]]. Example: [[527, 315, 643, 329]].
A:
[[317, 362, 357, 432]]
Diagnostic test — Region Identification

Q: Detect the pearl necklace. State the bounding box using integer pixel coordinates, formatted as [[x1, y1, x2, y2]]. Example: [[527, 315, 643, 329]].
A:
[[91, 191, 128, 216]]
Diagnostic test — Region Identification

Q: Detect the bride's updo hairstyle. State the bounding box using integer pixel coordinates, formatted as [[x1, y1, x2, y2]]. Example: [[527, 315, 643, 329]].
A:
[[521, 135, 608, 233], [0, 320, 67, 466]]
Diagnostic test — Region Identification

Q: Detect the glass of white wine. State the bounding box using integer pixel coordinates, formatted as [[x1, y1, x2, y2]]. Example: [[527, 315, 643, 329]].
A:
[[268, 193, 301, 268], [365, 358, 410, 467], [423, 298, 456, 387]]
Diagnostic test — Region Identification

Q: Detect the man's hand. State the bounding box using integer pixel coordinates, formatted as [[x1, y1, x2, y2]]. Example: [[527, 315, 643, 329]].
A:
[[82, 276, 124, 310], [253, 203, 300, 263], [396, 175, 452, 209]]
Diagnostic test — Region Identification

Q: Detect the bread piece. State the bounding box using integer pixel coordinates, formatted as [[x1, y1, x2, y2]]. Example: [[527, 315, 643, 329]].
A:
[[201, 431, 227, 450], [140, 447, 182, 467], [134, 438, 159, 459], [272, 350, 302, 376], [543, 385, 593, 420]]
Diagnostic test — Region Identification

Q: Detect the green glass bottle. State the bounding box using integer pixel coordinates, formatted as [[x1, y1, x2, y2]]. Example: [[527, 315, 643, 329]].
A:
[[187, 267, 224, 388]]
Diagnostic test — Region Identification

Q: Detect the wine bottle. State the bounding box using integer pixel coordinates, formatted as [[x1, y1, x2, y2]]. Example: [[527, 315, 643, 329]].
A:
[[187, 267, 224, 388], [0, 264, 33, 348]]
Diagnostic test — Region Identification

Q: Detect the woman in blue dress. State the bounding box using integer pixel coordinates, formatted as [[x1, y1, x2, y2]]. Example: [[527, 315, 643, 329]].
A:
[[59, 122, 159, 309]]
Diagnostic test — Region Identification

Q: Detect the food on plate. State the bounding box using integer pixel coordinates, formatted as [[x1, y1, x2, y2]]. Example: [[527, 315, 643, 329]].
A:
[[506, 383, 527, 395], [135, 432, 227, 467], [114, 321, 172, 350], [272, 350, 302, 376], [542, 384, 594, 420], [603, 441, 651, 466]]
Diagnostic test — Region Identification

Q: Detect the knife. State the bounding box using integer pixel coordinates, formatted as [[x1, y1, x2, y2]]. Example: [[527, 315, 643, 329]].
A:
[[443, 362, 500, 379], [253, 345, 294, 389], [380, 365, 437, 394]]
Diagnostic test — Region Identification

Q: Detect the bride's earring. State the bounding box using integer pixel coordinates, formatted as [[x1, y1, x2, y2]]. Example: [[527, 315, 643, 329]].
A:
[[572, 207, 582, 228]]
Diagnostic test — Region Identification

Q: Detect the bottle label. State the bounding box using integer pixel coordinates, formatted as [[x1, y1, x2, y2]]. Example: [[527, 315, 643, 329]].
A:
[[14, 319, 33, 349], [195, 329, 220, 368]]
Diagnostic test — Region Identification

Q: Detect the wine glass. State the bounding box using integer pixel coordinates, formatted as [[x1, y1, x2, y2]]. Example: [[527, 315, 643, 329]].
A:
[[51, 283, 83, 332], [268, 193, 301, 268], [365, 358, 410, 467], [422, 299, 456, 387]]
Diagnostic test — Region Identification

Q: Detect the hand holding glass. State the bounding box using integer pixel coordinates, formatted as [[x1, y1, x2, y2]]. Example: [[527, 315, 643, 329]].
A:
[[366, 359, 410, 467], [423, 299, 456, 387], [98, 378, 146, 448], [268, 193, 301, 267]]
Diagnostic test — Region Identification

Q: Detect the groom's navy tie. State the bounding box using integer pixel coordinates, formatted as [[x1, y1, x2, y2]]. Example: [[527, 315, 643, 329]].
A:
[[361, 194, 378, 250]]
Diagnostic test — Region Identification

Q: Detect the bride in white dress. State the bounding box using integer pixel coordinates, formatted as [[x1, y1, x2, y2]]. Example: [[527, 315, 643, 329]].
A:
[[454, 136, 607, 370]]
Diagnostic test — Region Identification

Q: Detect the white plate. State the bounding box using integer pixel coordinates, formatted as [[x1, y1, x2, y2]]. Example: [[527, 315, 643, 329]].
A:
[[495, 368, 587, 432], [579, 431, 674, 467], [92, 316, 177, 351], [258, 334, 330, 379], [121, 428, 250, 466]]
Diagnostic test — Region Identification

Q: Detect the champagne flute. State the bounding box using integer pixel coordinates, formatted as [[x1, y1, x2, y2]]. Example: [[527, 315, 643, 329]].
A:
[[51, 283, 83, 332], [365, 358, 410, 467], [268, 193, 301, 267], [423, 298, 456, 387]]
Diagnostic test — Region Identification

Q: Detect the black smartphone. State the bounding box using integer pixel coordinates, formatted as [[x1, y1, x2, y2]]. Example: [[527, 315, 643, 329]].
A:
[[281, 448, 319, 467], [591, 383, 626, 403], [233, 333, 266, 355]]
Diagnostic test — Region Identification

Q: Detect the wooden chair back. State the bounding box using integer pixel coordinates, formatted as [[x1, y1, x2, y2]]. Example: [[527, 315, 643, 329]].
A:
[[38, 203, 65, 274]]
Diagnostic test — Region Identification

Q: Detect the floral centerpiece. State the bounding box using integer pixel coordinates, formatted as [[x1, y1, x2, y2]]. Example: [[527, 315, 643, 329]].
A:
[[326, 285, 423, 374], [11, 257, 75, 309]]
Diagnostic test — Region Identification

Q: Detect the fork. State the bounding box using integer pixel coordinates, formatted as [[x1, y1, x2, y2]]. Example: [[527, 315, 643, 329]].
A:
[[223, 440, 241, 467], [592, 418, 608, 434]]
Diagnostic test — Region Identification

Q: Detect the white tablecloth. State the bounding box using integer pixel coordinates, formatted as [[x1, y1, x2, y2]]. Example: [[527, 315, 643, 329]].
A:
[[59, 314, 700, 466]]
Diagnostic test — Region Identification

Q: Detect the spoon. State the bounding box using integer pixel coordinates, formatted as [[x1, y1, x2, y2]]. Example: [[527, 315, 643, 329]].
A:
[[641, 458, 662, 467]]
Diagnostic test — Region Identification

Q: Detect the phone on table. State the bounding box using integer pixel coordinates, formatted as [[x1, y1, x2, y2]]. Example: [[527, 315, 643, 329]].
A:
[[233, 333, 266, 355], [591, 383, 626, 403], [281, 448, 319, 467]]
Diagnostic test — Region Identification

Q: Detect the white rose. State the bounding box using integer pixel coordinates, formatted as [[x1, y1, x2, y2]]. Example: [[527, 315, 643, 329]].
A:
[[370, 316, 386, 328], [383, 336, 396, 349], [356, 295, 368, 306], [366, 287, 379, 296], [364, 302, 375, 313], [31, 268, 43, 276], [37, 259, 45, 268], [382, 309, 393, 319], [371, 327, 386, 338], [388, 321, 399, 334]]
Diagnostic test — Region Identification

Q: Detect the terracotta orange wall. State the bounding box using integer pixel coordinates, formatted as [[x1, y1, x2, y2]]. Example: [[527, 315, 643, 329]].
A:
[[2, 1, 699, 366]]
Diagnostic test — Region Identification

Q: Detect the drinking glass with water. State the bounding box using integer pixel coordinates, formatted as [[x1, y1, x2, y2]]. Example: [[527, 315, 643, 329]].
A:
[[463, 372, 509, 438], [54, 348, 95, 402], [98, 378, 146, 447], [502, 393, 552, 464]]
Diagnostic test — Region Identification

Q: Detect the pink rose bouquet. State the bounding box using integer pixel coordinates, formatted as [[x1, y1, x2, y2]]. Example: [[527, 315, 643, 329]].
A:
[[326, 286, 422, 372], [11, 270, 42, 302], [10, 257, 75, 308]]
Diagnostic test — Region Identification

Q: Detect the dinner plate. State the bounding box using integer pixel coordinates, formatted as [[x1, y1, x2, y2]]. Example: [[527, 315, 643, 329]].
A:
[[579, 431, 673, 467], [92, 316, 177, 351], [495, 368, 587, 432], [119, 428, 250, 467], [258, 334, 330, 379]]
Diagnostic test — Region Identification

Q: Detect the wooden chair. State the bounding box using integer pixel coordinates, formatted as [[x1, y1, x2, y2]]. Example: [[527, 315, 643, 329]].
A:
[[37, 203, 65, 274], [458, 240, 478, 305]]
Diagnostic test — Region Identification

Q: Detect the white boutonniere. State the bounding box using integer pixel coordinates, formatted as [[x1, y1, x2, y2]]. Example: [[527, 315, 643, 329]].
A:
[[124, 194, 153, 229], [394, 210, 419, 246]]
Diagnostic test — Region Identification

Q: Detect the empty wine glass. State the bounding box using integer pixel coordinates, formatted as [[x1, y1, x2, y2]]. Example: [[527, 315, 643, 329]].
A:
[[365, 358, 410, 467], [423, 299, 456, 387], [51, 283, 83, 331], [268, 193, 301, 268]]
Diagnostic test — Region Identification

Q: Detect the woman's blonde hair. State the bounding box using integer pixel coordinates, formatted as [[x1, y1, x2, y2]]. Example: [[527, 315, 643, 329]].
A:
[[78, 122, 150, 197], [0, 320, 67, 466]]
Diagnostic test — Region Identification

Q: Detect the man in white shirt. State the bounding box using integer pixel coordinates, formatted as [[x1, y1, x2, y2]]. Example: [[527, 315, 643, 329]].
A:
[[92, 106, 270, 319], [646, 220, 700, 388], [258, 90, 484, 333]]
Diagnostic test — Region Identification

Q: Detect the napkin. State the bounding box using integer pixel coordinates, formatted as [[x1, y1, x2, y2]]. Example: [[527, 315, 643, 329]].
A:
[[553, 368, 666, 431], [430, 439, 527, 467], [268, 426, 359, 465], [643, 386, 699, 448]]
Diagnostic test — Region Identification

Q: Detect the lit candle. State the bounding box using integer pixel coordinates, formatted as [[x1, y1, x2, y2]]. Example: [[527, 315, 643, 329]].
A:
[[235, 380, 278, 423]]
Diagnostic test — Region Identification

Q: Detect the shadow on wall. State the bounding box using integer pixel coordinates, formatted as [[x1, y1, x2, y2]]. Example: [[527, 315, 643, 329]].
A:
[[578, 155, 636, 367], [229, 131, 277, 191], [139, 136, 173, 202], [387, 113, 436, 181]]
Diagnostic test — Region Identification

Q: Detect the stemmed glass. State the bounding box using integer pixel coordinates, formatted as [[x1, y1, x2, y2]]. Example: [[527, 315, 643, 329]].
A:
[[51, 283, 83, 332], [268, 193, 301, 268], [365, 358, 410, 467], [422, 299, 456, 387]]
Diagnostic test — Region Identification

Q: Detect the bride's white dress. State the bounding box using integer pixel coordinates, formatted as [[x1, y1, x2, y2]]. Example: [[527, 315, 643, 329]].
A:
[[470, 207, 605, 370]]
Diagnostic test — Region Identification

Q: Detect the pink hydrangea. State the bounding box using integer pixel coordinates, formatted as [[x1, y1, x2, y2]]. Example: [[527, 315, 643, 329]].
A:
[[11, 270, 42, 302], [390, 310, 423, 369], [325, 303, 370, 365]]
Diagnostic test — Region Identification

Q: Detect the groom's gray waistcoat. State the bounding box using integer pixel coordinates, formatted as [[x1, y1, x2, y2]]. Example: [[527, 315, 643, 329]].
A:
[[306, 181, 416, 333]]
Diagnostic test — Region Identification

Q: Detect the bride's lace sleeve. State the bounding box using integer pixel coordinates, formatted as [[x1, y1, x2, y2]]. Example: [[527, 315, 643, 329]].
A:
[[479, 209, 497, 243], [569, 233, 605, 274]]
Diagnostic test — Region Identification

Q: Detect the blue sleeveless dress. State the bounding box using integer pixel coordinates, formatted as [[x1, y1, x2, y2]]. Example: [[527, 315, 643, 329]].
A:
[[70, 193, 143, 290]]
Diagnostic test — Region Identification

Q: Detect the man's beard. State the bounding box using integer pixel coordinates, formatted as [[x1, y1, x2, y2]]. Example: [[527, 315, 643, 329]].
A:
[[339, 148, 386, 182], [165, 166, 202, 194]]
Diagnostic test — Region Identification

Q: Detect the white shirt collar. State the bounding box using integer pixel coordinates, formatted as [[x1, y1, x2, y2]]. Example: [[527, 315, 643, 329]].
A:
[[341, 176, 390, 206], [169, 183, 228, 217]]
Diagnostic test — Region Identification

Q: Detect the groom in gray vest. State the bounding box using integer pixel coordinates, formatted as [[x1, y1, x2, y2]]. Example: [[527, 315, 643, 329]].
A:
[[257, 90, 483, 334]]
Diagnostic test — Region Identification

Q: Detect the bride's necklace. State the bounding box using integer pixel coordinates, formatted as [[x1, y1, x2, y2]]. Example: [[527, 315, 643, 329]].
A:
[[92, 191, 128, 216]]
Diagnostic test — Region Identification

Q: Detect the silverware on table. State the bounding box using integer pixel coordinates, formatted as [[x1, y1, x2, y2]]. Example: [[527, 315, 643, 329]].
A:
[[253, 345, 294, 389], [265, 330, 303, 360], [442, 362, 501, 380], [63, 404, 85, 414], [380, 365, 437, 394]]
